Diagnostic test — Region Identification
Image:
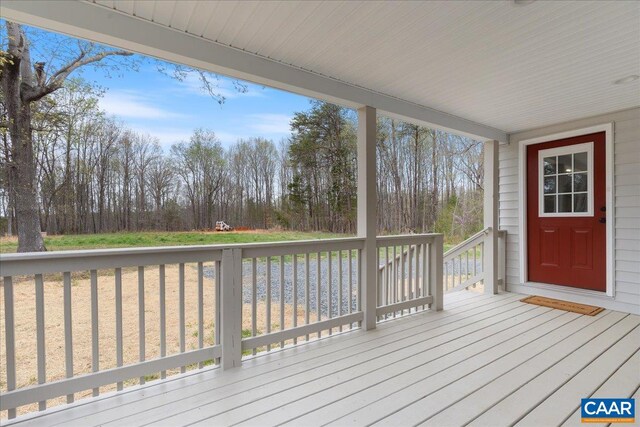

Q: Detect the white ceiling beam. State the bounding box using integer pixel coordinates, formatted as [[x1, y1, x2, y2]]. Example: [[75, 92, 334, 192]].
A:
[[1, 0, 507, 142]]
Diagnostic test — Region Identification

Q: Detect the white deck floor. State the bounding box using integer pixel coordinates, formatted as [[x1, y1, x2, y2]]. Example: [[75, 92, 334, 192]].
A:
[[7, 290, 640, 427]]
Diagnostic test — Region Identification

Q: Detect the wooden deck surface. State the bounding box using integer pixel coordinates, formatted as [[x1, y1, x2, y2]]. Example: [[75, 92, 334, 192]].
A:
[[6, 290, 640, 427]]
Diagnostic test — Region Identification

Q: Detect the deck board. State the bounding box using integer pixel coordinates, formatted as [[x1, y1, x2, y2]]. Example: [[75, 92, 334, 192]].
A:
[[560, 350, 640, 427], [431, 314, 639, 427], [6, 290, 639, 427], [515, 325, 640, 427], [344, 311, 613, 426]]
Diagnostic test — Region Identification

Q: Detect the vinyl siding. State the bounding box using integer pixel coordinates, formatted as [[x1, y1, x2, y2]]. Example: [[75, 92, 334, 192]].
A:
[[500, 107, 640, 314]]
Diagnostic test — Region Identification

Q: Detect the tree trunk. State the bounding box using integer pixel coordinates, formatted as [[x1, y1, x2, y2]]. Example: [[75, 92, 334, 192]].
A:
[[3, 69, 46, 251]]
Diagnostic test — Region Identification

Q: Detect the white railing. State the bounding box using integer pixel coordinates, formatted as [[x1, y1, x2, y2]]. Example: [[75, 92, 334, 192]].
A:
[[376, 234, 443, 320], [238, 238, 365, 356], [1, 246, 224, 419], [2, 234, 447, 419], [442, 228, 507, 293]]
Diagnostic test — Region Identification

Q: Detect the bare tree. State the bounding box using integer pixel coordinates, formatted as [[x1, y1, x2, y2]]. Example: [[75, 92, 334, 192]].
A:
[[0, 21, 132, 251]]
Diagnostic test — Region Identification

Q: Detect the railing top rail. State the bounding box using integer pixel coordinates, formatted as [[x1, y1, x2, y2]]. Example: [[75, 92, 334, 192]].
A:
[[233, 236, 364, 251], [0, 245, 226, 276], [0, 243, 228, 262], [238, 236, 365, 258], [375, 233, 441, 246], [443, 228, 488, 260], [0, 237, 366, 276]]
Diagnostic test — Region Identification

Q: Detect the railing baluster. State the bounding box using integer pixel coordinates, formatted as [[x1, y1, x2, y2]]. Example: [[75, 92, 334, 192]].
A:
[[408, 245, 413, 309], [115, 268, 123, 391], [90, 270, 99, 396], [138, 266, 146, 384], [35, 274, 46, 410], [280, 255, 285, 348], [328, 250, 333, 335], [293, 254, 298, 344], [415, 245, 421, 311], [385, 246, 390, 314], [400, 245, 405, 316], [215, 260, 221, 363], [474, 243, 478, 276], [179, 263, 185, 373], [348, 250, 353, 328], [4, 276, 16, 419], [423, 243, 429, 309], [376, 248, 381, 321], [357, 249, 362, 323], [266, 257, 271, 352], [338, 250, 343, 331], [252, 258, 257, 355], [159, 264, 166, 379], [63, 272, 74, 402], [305, 253, 310, 340], [316, 252, 321, 338], [392, 245, 397, 317], [454, 257, 458, 288], [466, 250, 470, 282], [197, 262, 204, 368]]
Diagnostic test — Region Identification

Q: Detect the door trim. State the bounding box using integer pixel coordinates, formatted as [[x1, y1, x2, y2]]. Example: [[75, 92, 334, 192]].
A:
[[518, 123, 614, 297]]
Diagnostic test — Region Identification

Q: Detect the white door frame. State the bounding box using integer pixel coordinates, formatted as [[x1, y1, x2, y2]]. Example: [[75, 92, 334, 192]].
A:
[[518, 123, 615, 297]]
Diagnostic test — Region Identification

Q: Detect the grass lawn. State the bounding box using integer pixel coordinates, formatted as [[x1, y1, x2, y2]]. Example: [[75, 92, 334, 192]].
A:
[[0, 230, 346, 253]]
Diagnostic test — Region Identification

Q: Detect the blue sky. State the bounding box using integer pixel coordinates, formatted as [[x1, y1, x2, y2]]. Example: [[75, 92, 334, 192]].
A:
[[81, 63, 312, 149], [17, 22, 315, 150]]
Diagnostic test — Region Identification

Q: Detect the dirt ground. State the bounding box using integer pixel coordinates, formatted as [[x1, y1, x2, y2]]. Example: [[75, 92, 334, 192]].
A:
[[0, 264, 310, 418]]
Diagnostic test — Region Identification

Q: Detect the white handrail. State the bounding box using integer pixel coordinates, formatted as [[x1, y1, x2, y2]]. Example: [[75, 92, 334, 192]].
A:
[[443, 228, 488, 261]]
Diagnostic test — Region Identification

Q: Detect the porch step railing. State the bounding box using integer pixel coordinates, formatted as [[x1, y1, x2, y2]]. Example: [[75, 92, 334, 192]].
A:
[[0, 233, 445, 419], [376, 234, 443, 320], [443, 228, 507, 293]]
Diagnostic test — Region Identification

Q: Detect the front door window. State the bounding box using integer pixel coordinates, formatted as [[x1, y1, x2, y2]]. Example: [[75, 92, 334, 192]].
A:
[[538, 142, 593, 217]]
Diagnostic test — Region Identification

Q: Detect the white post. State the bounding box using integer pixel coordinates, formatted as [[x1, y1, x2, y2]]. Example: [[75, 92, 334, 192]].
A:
[[484, 140, 499, 294], [357, 106, 377, 330], [221, 248, 242, 369], [429, 235, 444, 311]]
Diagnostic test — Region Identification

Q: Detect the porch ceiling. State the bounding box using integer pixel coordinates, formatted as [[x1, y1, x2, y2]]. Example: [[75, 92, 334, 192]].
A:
[[2, 1, 639, 139]]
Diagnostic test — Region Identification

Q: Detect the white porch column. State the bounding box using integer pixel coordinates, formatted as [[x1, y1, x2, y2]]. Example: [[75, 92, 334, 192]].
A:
[[357, 106, 377, 330], [484, 140, 500, 294]]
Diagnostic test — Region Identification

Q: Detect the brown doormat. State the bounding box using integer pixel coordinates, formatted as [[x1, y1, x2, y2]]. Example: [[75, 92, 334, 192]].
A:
[[520, 295, 604, 316]]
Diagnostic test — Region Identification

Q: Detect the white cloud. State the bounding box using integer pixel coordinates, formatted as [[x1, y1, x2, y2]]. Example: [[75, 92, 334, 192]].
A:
[[247, 114, 292, 134], [100, 90, 186, 120], [127, 125, 192, 149], [215, 131, 250, 146]]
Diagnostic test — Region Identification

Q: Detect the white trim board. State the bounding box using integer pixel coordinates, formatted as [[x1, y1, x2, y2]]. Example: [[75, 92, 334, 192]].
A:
[[0, 0, 507, 142], [517, 123, 615, 297]]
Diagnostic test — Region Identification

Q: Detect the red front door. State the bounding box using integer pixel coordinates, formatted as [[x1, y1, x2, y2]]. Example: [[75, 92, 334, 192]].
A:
[[527, 132, 606, 292]]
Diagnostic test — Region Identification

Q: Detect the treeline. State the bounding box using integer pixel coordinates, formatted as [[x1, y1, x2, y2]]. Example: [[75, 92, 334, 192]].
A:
[[1, 79, 484, 241]]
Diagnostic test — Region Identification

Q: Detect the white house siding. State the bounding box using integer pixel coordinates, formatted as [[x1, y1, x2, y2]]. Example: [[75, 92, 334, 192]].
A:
[[500, 107, 640, 314]]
